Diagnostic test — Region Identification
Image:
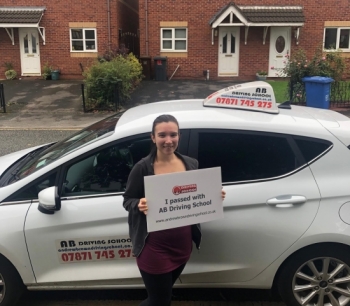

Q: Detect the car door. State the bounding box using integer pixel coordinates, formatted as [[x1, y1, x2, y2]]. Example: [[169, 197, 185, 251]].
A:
[[180, 129, 327, 284], [24, 131, 190, 285]]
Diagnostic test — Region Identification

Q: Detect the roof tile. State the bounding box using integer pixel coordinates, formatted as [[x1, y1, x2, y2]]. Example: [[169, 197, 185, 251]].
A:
[[0, 6, 45, 24]]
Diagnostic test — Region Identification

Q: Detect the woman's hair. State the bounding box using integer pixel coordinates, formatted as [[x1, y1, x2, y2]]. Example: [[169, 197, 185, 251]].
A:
[[151, 114, 179, 136], [150, 114, 180, 157]]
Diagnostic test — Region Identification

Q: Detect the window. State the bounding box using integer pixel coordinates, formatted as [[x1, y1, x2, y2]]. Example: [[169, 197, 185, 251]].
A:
[[161, 28, 187, 51], [324, 28, 350, 50], [196, 131, 300, 183], [9, 113, 123, 183], [5, 172, 57, 202], [294, 136, 332, 163], [70, 28, 97, 52], [62, 137, 152, 196]]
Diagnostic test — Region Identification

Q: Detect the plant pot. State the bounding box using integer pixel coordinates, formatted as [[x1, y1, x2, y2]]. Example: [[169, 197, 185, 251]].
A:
[[256, 73, 267, 81], [51, 70, 60, 81], [42, 73, 51, 80]]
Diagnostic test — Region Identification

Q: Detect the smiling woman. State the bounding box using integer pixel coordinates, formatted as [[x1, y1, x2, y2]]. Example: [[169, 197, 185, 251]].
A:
[[123, 114, 202, 306]]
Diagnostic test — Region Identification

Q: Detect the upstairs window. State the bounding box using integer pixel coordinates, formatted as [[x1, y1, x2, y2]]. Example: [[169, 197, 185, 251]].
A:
[[161, 28, 187, 52], [324, 28, 350, 51], [70, 28, 97, 52]]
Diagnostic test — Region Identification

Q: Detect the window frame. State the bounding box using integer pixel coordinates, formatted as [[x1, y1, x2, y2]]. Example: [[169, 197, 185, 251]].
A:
[[323, 27, 350, 51], [59, 130, 190, 200], [70, 28, 98, 52], [3, 170, 59, 203], [160, 27, 188, 52]]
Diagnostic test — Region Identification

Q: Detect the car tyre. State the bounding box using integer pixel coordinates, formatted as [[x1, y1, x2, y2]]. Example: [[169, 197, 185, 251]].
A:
[[278, 244, 350, 306], [0, 256, 24, 306]]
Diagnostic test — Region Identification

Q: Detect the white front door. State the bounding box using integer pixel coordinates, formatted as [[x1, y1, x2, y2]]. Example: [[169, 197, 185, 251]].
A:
[[218, 27, 239, 77], [268, 27, 291, 77], [19, 28, 41, 76]]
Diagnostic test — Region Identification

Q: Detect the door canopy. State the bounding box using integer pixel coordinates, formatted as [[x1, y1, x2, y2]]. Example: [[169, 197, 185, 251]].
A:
[[209, 2, 305, 45], [0, 6, 46, 45]]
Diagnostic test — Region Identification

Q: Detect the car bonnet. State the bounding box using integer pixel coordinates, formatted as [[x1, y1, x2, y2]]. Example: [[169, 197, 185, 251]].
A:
[[0, 146, 45, 178]]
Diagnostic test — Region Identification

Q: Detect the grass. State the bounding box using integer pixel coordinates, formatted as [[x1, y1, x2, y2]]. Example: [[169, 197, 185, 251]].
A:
[[266, 80, 289, 103]]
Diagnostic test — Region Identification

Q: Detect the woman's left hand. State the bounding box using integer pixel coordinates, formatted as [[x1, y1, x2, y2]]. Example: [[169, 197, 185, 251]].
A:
[[221, 188, 226, 201]]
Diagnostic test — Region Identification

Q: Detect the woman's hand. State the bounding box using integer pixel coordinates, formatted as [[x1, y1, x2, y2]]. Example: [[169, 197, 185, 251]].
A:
[[221, 189, 226, 201], [138, 198, 148, 215]]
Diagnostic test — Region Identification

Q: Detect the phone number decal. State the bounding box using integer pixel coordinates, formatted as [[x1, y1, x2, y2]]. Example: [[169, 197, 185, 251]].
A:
[[60, 249, 134, 263], [56, 236, 135, 264], [216, 97, 272, 108]]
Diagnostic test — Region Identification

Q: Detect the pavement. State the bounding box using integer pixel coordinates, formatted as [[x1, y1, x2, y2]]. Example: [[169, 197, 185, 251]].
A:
[[1, 78, 350, 130]]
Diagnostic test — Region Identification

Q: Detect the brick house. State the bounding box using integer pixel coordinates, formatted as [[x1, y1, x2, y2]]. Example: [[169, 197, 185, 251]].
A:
[[139, 0, 350, 80], [0, 0, 139, 79]]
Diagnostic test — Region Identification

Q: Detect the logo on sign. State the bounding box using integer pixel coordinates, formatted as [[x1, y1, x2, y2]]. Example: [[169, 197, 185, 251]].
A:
[[172, 184, 197, 195]]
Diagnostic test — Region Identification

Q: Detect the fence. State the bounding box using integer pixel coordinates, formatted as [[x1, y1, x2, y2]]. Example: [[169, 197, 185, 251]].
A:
[[0, 83, 6, 113], [289, 81, 350, 108], [81, 80, 122, 113]]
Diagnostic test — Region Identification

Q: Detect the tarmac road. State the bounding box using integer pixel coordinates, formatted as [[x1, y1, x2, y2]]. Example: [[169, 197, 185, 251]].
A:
[[17, 288, 284, 306]]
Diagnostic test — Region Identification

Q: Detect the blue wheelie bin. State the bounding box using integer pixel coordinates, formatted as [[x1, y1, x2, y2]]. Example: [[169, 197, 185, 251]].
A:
[[302, 76, 334, 109]]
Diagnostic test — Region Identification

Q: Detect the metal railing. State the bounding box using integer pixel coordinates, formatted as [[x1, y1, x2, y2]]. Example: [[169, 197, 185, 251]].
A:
[[0, 83, 6, 113], [81, 80, 122, 113], [289, 81, 350, 108]]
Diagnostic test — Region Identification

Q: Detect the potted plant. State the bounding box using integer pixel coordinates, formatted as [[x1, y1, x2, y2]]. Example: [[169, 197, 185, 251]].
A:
[[256, 70, 268, 81], [42, 62, 52, 80], [4, 62, 17, 80]]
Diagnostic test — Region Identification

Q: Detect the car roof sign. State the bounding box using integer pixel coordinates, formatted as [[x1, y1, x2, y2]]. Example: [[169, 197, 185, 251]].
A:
[[203, 81, 279, 114]]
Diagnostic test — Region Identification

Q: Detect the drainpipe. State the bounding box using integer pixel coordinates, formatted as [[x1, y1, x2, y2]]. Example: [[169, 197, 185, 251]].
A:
[[145, 0, 149, 55], [107, 0, 111, 51]]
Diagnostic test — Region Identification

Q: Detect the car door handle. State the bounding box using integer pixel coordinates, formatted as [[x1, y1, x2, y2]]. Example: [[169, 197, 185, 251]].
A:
[[266, 195, 306, 207]]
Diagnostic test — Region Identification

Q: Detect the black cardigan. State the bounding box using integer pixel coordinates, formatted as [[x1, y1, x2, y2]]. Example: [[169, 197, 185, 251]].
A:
[[123, 152, 202, 257]]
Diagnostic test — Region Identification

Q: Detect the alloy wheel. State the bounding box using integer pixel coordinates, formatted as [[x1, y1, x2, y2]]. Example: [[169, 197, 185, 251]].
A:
[[292, 257, 350, 306], [0, 272, 5, 303]]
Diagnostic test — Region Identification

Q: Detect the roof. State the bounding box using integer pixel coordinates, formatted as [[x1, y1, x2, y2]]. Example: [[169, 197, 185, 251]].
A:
[[0, 6, 46, 24], [115, 99, 327, 140], [209, 2, 304, 26], [240, 6, 305, 23]]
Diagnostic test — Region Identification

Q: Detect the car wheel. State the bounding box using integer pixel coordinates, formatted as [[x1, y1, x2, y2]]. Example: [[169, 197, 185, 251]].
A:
[[0, 256, 24, 306], [278, 244, 350, 306]]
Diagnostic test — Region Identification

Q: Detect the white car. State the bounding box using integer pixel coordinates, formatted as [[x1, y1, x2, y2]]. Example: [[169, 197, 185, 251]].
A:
[[1, 81, 350, 306]]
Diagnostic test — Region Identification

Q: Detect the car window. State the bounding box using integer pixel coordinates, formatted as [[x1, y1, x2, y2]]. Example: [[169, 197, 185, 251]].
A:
[[13, 113, 125, 182], [62, 137, 152, 196], [293, 136, 332, 163], [5, 172, 57, 202], [197, 131, 299, 183]]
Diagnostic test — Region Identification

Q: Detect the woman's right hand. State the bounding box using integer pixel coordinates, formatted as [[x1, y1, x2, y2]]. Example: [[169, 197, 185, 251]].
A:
[[138, 198, 148, 215]]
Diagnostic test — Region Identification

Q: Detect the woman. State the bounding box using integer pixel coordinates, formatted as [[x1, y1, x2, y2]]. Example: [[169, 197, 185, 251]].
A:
[[123, 114, 225, 306]]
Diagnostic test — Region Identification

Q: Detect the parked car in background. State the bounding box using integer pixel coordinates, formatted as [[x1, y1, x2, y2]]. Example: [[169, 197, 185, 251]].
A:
[[0, 82, 350, 306]]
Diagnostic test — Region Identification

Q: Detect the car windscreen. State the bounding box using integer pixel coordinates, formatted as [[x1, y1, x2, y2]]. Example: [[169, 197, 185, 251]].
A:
[[9, 113, 124, 183]]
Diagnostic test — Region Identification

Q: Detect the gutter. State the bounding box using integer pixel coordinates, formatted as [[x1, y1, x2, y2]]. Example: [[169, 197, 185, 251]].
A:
[[107, 0, 111, 51]]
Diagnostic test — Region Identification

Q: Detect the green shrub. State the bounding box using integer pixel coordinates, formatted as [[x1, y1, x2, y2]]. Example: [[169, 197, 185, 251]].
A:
[[83, 52, 142, 109], [272, 46, 346, 102], [5, 69, 17, 80]]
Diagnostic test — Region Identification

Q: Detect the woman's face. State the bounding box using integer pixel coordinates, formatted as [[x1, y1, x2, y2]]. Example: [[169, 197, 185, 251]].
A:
[[151, 121, 180, 156]]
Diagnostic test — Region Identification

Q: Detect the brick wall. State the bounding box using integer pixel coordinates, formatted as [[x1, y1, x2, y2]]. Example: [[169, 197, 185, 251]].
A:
[[139, 0, 350, 80], [0, 0, 139, 79]]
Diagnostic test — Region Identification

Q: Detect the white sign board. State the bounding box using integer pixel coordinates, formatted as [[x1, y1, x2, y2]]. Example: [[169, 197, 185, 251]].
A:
[[144, 167, 223, 232]]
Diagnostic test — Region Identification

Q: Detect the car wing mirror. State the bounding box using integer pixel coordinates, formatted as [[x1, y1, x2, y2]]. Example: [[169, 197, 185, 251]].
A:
[[38, 186, 61, 215]]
